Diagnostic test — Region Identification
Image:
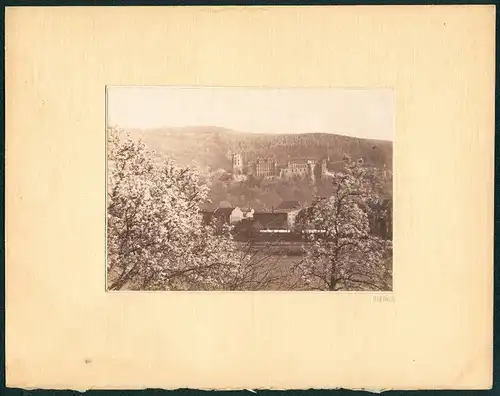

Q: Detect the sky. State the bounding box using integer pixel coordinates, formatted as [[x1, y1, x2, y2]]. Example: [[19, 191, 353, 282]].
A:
[[106, 86, 394, 141]]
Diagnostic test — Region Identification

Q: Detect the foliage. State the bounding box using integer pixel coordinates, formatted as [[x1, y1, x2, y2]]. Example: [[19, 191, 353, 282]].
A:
[[107, 127, 279, 291], [293, 160, 392, 291], [107, 127, 393, 292], [205, 176, 333, 211], [127, 126, 392, 212]]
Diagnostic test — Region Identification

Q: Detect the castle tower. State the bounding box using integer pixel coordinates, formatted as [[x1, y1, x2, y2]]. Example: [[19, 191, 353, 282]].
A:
[[232, 153, 243, 174]]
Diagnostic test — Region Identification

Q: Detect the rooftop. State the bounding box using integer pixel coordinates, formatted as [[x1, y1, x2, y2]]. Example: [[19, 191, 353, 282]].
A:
[[253, 212, 288, 229], [213, 207, 239, 216], [276, 200, 301, 210]]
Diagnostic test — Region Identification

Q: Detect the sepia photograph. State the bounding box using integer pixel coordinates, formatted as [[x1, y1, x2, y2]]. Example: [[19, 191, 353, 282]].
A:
[[106, 86, 394, 292], [6, 5, 494, 390]]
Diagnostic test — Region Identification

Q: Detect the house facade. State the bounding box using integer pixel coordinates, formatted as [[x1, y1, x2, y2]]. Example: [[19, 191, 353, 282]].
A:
[[274, 200, 302, 229]]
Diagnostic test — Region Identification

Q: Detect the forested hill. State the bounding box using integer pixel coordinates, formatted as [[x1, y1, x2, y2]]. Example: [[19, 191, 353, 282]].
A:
[[125, 126, 393, 173]]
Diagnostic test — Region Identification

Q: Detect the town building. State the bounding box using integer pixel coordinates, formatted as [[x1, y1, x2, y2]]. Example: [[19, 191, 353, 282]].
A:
[[253, 211, 288, 230], [201, 206, 244, 226], [274, 200, 302, 229], [244, 201, 303, 232]]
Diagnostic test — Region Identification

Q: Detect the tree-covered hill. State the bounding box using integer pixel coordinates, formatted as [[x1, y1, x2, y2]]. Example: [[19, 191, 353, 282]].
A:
[[124, 126, 393, 173]]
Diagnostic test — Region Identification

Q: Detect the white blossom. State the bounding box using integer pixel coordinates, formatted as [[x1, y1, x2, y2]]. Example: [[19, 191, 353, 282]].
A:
[[294, 160, 392, 291], [107, 127, 259, 291]]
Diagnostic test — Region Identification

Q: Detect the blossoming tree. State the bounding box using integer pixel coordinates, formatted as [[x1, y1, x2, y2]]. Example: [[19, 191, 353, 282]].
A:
[[294, 159, 392, 291], [107, 127, 286, 291]]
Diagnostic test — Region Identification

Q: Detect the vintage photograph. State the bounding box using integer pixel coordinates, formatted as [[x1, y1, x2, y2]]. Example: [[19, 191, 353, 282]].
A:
[[106, 87, 393, 291]]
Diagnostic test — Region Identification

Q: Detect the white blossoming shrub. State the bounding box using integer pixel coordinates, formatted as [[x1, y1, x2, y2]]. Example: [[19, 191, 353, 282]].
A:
[[107, 127, 253, 291], [294, 160, 392, 291]]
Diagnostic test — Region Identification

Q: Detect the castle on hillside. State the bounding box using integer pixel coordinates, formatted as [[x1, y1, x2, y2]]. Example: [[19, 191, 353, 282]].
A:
[[232, 153, 327, 182], [279, 157, 327, 181], [256, 156, 278, 178], [232, 153, 243, 174]]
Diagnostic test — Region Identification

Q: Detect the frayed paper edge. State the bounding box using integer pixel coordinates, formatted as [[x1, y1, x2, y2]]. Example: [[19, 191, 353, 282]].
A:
[[15, 387, 392, 393]]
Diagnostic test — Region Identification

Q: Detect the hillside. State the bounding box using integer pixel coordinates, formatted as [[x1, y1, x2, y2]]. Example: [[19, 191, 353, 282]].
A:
[[124, 126, 393, 173]]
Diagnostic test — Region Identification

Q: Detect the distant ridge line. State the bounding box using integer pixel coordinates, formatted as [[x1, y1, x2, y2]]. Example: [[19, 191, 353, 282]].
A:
[[122, 125, 393, 144]]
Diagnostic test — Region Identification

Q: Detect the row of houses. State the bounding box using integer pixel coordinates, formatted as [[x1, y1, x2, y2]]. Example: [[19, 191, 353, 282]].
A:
[[201, 198, 393, 240], [201, 200, 302, 231]]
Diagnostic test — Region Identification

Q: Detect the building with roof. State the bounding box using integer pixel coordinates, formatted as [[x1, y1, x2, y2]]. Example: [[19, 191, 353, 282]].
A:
[[250, 200, 303, 231], [276, 200, 301, 211], [274, 201, 302, 229], [201, 206, 244, 226], [253, 211, 288, 230]]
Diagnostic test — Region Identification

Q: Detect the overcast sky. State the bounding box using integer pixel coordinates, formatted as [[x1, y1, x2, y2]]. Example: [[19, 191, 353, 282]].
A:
[[107, 86, 394, 141]]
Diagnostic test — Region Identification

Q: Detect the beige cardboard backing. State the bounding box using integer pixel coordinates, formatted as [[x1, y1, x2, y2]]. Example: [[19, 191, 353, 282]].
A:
[[5, 5, 495, 390]]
